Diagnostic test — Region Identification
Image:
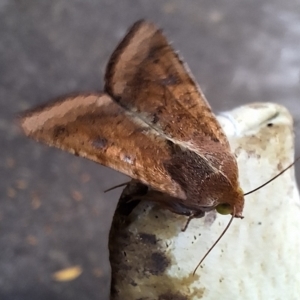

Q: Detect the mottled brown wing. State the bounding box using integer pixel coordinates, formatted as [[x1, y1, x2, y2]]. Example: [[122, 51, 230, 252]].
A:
[[105, 20, 229, 152], [19, 93, 186, 199]]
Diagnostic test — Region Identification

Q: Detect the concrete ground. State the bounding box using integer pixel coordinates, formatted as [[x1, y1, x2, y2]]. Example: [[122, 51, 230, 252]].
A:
[[1, 1, 300, 299]]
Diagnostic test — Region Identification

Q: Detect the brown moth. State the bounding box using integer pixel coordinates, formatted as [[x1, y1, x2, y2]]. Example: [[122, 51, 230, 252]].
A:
[[19, 20, 245, 222]]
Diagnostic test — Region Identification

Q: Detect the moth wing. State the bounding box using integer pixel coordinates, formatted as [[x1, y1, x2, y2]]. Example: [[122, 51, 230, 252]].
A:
[[105, 20, 230, 153], [19, 93, 186, 199]]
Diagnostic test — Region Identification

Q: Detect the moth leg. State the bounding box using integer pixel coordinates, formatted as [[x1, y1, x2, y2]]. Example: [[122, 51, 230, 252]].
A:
[[181, 211, 205, 232]]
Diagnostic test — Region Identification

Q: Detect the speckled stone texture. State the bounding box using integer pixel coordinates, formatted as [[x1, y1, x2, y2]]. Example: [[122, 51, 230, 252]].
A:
[[1, 1, 300, 299]]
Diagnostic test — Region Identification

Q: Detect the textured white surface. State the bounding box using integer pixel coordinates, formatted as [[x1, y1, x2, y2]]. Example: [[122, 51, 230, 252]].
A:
[[111, 103, 300, 300]]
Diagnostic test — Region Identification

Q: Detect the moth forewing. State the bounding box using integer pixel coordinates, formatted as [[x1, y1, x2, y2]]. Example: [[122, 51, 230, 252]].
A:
[[105, 21, 229, 148], [19, 93, 186, 200]]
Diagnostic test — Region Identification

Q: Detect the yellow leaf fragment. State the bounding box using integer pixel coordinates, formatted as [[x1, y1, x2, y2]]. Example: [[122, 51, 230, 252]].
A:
[[52, 266, 82, 282]]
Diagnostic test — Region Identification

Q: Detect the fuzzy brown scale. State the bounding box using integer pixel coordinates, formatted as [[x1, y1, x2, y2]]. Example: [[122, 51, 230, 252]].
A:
[[92, 137, 108, 150], [19, 20, 245, 231]]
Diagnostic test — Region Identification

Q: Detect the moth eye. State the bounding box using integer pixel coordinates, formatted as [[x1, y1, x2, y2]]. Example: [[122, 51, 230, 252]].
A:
[[216, 203, 233, 215]]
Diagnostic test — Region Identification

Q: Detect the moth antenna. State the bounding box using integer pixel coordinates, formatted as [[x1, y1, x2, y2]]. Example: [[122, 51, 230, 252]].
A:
[[244, 156, 300, 196], [193, 207, 235, 276], [104, 181, 130, 193]]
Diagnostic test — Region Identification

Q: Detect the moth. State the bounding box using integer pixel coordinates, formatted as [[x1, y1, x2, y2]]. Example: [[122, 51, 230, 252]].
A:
[[20, 20, 245, 223]]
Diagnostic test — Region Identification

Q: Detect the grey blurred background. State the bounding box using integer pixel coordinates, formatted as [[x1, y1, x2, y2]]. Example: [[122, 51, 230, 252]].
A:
[[1, 1, 300, 299]]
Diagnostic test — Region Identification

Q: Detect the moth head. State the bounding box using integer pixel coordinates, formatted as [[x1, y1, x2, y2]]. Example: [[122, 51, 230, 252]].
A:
[[216, 186, 244, 218]]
